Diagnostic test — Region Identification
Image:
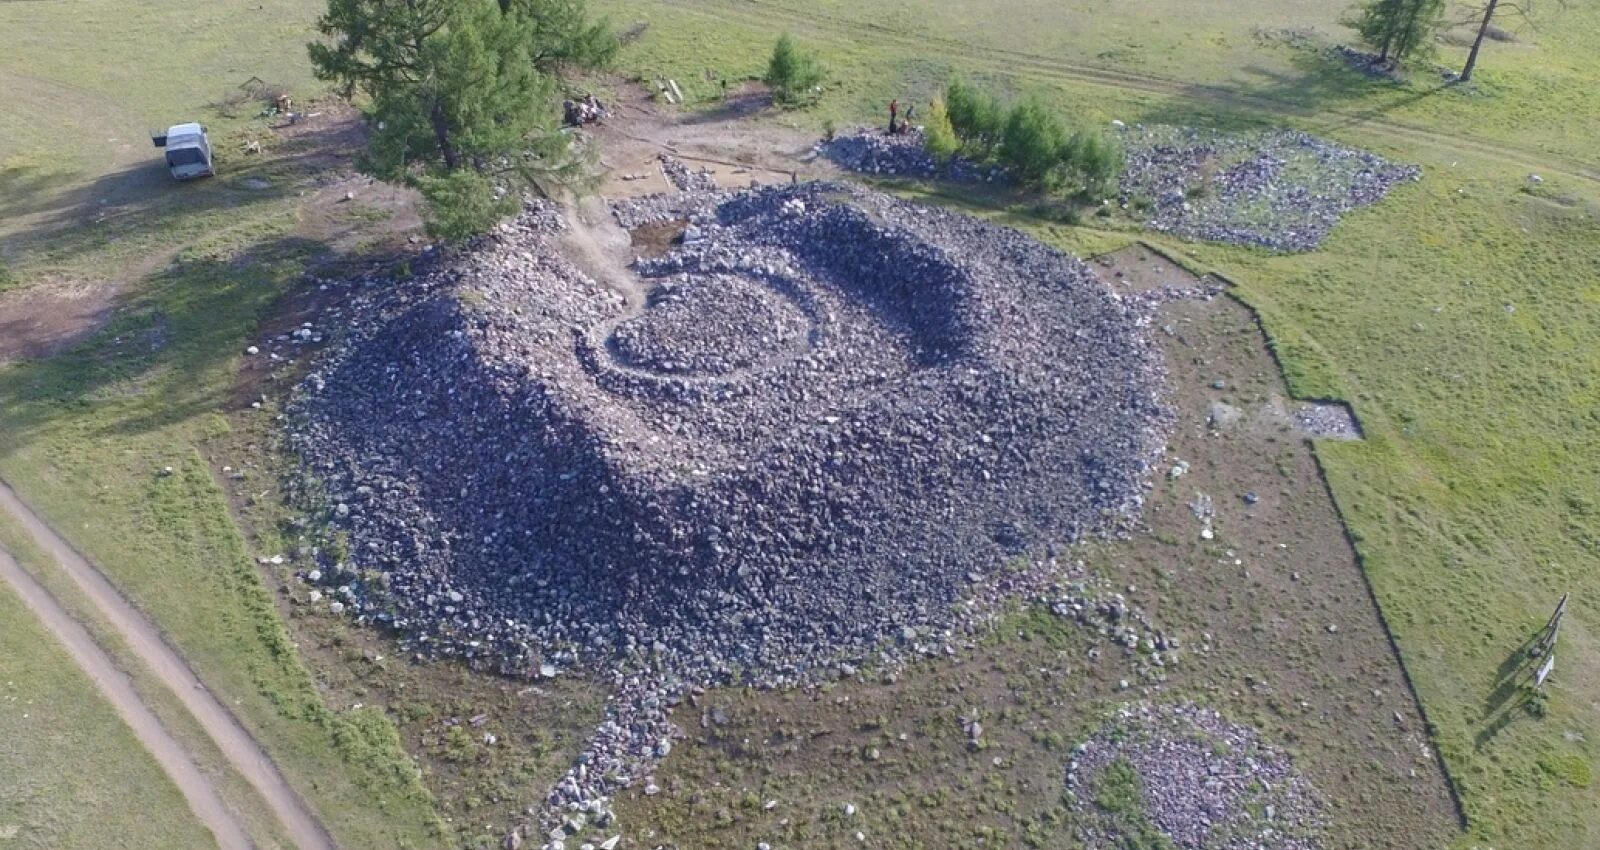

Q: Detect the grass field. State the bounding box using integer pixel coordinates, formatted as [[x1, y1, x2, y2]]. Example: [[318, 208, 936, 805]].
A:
[[0, 528, 215, 850], [0, 1, 462, 844], [1, 0, 1596, 849], [0, 241, 451, 847]]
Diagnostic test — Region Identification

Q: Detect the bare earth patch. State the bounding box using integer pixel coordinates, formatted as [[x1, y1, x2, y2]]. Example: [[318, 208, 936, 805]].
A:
[[0, 280, 118, 363]]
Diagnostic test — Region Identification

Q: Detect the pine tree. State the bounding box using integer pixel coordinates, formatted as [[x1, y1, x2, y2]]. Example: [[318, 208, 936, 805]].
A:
[[498, 0, 619, 72], [1455, 0, 1569, 82], [1062, 130, 1124, 195], [923, 97, 959, 162], [999, 99, 1069, 187], [1352, 0, 1444, 66], [1391, 0, 1445, 63], [764, 34, 825, 106], [310, 0, 579, 239], [1354, 0, 1405, 62], [945, 77, 1005, 156]]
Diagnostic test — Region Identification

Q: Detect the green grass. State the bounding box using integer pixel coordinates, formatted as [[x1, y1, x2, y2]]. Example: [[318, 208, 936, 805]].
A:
[[0, 0, 327, 168], [0, 508, 311, 850], [598, 0, 1600, 167], [0, 240, 447, 849], [0, 3, 451, 840], [1091, 760, 1178, 850], [0, 561, 216, 850], [1, 1, 1597, 849], [597, 2, 1600, 847], [1197, 162, 1600, 846]]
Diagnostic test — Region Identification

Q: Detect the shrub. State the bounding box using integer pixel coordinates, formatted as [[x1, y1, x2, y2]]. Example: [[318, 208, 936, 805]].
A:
[[1062, 129, 1124, 195], [945, 77, 1005, 156], [765, 34, 825, 106], [413, 169, 516, 241], [1000, 98, 1069, 187], [923, 96, 959, 162]]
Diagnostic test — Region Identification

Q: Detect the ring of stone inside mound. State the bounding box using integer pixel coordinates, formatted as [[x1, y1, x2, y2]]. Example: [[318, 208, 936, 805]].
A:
[[579, 268, 823, 392]]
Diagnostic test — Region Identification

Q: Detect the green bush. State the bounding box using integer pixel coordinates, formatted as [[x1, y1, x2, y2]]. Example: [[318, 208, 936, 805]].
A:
[[1062, 129, 1124, 195], [312, 0, 584, 239], [945, 77, 1005, 155], [1000, 98, 1069, 187], [414, 169, 517, 241], [923, 96, 960, 162], [940, 76, 1126, 195], [764, 34, 825, 106]]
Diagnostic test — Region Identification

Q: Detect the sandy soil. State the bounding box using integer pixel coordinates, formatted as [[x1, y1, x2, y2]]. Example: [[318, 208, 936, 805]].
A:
[[584, 81, 835, 199]]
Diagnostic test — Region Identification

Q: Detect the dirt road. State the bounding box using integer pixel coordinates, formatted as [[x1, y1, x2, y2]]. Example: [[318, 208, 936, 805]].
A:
[[0, 545, 252, 850], [0, 479, 336, 850]]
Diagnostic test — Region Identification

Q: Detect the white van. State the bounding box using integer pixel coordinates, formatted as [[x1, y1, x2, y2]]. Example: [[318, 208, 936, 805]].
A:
[[152, 123, 215, 180]]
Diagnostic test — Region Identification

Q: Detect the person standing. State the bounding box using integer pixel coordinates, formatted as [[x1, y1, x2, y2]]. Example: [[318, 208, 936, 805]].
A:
[[889, 98, 899, 134]]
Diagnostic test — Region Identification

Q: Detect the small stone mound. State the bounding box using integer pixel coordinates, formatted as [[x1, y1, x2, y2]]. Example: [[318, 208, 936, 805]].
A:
[[817, 128, 1006, 184], [1292, 400, 1362, 440], [1120, 126, 1420, 252], [1065, 702, 1325, 850], [822, 125, 1416, 252]]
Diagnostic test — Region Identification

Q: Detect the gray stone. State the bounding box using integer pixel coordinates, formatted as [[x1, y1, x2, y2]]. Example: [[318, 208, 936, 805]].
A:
[[1208, 401, 1243, 430]]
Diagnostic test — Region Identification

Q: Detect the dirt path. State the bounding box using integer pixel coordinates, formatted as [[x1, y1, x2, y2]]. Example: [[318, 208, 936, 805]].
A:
[[0, 479, 336, 850], [557, 193, 648, 312], [0, 546, 252, 850]]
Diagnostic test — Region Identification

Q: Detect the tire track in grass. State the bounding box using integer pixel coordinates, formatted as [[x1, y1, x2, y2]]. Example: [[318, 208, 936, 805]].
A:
[[0, 479, 337, 850], [0, 546, 251, 850], [675, 0, 1600, 183]]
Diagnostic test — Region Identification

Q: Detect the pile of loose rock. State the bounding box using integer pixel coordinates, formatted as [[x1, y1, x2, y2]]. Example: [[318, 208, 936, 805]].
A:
[[817, 128, 1006, 184], [1333, 45, 1402, 80], [657, 154, 719, 192], [288, 182, 1179, 842], [289, 182, 1170, 685], [1065, 702, 1325, 850], [823, 124, 1416, 252], [1119, 125, 1420, 252]]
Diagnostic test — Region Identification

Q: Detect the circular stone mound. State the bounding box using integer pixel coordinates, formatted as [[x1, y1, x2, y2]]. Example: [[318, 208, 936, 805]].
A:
[[1065, 703, 1324, 850], [605, 273, 812, 378], [288, 183, 1171, 683]]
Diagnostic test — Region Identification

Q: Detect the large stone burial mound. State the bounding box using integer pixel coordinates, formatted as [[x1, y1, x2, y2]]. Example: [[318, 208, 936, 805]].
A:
[[289, 183, 1170, 683]]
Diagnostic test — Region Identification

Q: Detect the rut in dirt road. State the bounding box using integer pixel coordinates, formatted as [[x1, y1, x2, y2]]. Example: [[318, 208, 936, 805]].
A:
[[0, 479, 337, 850], [0, 546, 253, 850]]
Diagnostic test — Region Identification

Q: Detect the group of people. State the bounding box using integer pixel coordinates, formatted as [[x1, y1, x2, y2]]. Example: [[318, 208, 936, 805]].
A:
[[887, 98, 916, 135], [562, 94, 608, 127]]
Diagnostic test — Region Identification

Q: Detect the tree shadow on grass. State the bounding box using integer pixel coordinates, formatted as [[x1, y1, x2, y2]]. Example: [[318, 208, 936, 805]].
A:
[[1130, 48, 1452, 141], [675, 89, 775, 126], [0, 234, 345, 457], [1, 115, 365, 277]]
